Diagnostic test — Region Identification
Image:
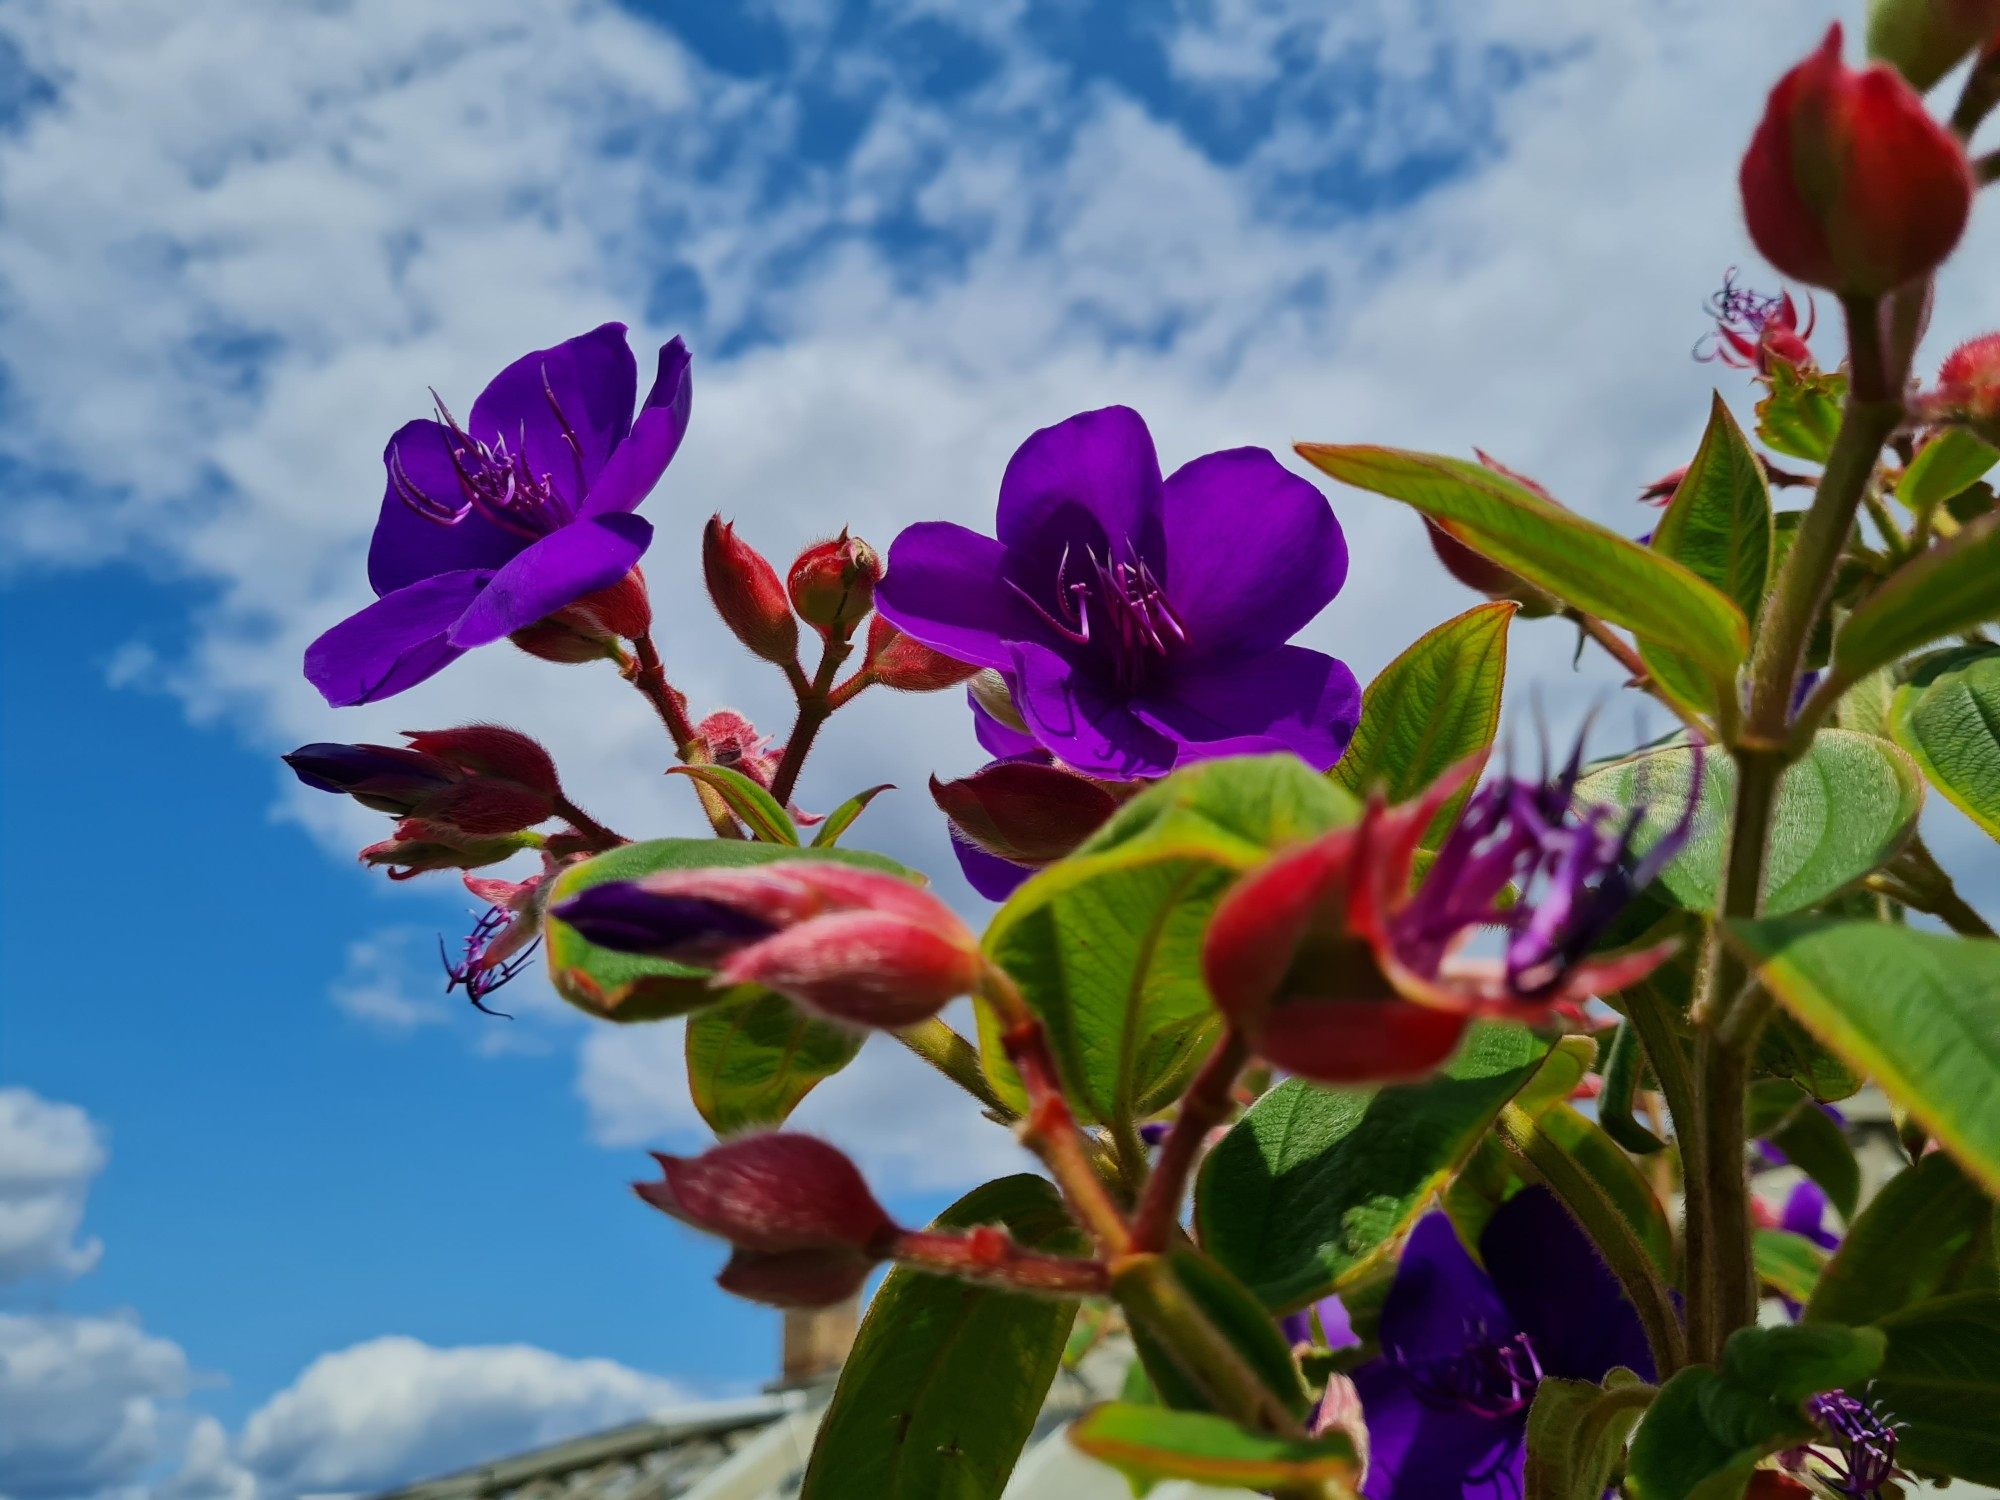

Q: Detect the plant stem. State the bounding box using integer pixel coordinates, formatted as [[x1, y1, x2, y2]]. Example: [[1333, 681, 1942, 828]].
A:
[[1131, 1030, 1248, 1251], [891, 1228, 1109, 1295], [550, 793, 627, 850], [624, 632, 742, 839], [1566, 610, 1714, 738], [1110, 1254, 1309, 1437], [769, 630, 857, 808], [1618, 974, 1696, 1157], [1494, 1104, 1687, 1377], [979, 965, 1134, 1255], [893, 1018, 1017, 1119]]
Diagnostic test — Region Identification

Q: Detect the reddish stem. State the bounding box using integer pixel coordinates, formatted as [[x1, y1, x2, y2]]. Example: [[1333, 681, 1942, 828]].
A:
[[550, 793, 626, 850], [1130, 1030, 1249, 1251], [625, 632, 697, 750], [890, 1227, 1109, 1295]]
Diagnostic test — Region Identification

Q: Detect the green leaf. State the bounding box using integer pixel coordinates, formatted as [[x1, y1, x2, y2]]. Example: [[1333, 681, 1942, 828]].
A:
[[685, 990, 864, 1134], [1509, 1034, 1599, 1120], [1732, 919, 2000, 1197], [1067, 1405, 1361, 1496], [1576, 730, 1922, 916], [982, 755, 1359, 1126], [1889, 645, 2000, 840], [666, 764, 799, 844], [1896, 428, 2000, 515], [544, 839, 912, 1020], [1124, 1251, 1311, 1421], [1539, 1102, 1675, 1275], [1871, 1291, 2000, 1485], [810, 783, 895, 847], [799, 1175, 1087, 1500], [1641, 395, 1774, 714], [1755, 1009, 1864, 1103], [1523, 1369, 1653, 1500], [1745, 1078, 1860, 1220], [1193, 1022, 1551, 1309], [1755, 360, 1845, 463], [1805, 1151, 1996, 1326], [1832, 513, 2000, 684], [1296, 444, 1749, 686], [1331, 601, 1514, 816], [1753, 1230, 1827, 1305], [1625, 1323, 1885, 1500]]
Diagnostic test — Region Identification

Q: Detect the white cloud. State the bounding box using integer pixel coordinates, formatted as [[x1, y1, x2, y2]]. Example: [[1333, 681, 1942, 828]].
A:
[[232, 1336, 685, 1500], [327, 929, 454, 1033], [0, 1311, 190, 1500], [0, 1089, 107, 1284], [153, 1419, 255, 1500]]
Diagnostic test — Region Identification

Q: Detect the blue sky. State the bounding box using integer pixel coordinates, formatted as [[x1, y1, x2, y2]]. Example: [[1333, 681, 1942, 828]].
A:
[[3, 2, 1996, 1498]]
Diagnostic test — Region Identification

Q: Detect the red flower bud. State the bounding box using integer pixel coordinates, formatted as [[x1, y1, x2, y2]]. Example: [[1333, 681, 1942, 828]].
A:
[[717, 910, 985, 1029], [715, 1247, 874, 1308], [1741, 24, 1972, 297], [704, 517, 799, 665], [403, 725, 560, 798], [358, 821, 539, 880], [1425, 521, 1557, 617], [1929, 331, 2000, 440], [508, 571, 652, 661], [863, 616, 978, 692], [788, 531, 881, 634], [930, 761, 1118, 865], [1867, 0, 2000, 92], [637, 1134, 897, 1253]]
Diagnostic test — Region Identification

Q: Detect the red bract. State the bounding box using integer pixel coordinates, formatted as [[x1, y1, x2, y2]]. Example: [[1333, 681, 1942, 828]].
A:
[[403, 725, 560, 797], [930, 760, 1119, 866], [863, 617, 979, 692], [704, 517, 799, 665], [1740, 24, 1971, 297], [1929, 331, 2000, 440]]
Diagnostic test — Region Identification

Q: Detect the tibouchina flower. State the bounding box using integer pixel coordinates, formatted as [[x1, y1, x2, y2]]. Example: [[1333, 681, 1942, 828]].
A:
[[1348, 1189, 1654, 1500], [876, 406, 1360, 781], [306, 324, 691, 706]]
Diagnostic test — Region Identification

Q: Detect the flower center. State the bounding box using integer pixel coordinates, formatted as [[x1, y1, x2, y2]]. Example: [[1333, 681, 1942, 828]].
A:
[[394, 375, 590, 542], [1011, 541, 1188, 692], [1802, 1389, 1903, 1498], [1400, 1327, 1543, 1419], [442, 905, 538, 1018]]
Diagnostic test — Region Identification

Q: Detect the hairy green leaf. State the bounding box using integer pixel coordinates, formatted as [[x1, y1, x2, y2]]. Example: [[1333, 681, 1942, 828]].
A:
[[1833, 513, 2000, 684], [1895, 428, 2000, 515], [1068, 1404, 1360, 1495], [666, 763, 799, 844], [1805, 1151, 1996, 1326], [1871, 1292, 2000, 1485], [1889, 645, 2000, 840], [685, 990, 864, 1134], [1523, 1369, 1653, 1500], [810, 783, 895, 847]]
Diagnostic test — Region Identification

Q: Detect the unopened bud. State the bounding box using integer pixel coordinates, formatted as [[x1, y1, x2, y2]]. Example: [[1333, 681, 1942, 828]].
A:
[[930, 762, 1117, 865], [1867, 0, 2000, 91], [1741, 24, 1972, 297], [283, 743, 455, 817], [403, 725, 560, 798], [509, 571, 652, 661], [863, 616, 978, 692], [788, 531, 881, 634], [286, 728, 559, 835], [716, 1247, 874, 1308], [968, 670, 1030, 735], [704, 517, 799, 664], [1928, 331, 2000, 442], [1425, 521, 1556, 617], [358, 821, 539, 880]]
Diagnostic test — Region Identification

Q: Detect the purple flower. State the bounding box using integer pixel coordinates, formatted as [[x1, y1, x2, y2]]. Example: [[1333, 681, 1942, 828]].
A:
[[1348, 1188, 1654, 1499], [1779, 1179, 1840, 1253], [875, 406, 1360, 781], [1281, 1294, 1357, 1354], [305, 324, 692, 706], [1795, 1388, 1905, 1498]]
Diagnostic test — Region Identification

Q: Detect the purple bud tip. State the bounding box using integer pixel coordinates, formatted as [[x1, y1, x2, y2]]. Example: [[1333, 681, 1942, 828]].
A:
[[552, 883, 778, 964]]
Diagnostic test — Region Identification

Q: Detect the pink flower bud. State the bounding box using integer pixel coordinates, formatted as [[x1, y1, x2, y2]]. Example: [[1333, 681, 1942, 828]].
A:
[[358, 820, 539, 880], [1741, 24, 1972, 297], [930, 761, 1118, 865], [788, 531, 881, 634], [716, 909, 985, 1029], [704, 517, 800, 665], [1929, 331, 2000, 441], [403, 725, 561, 798], [863, 616, 978, 692]]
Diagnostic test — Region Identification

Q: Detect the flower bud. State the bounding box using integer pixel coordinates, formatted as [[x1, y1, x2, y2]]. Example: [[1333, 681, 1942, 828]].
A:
[[553, 860, 981, 1029], [968, 669, 1031, 735], [863, 616, 978, 692], [1929, 330, 2000, 441], [286, 727, 559, 835], [704, 517, 799, 665], [283, 743, 455, 817], [1741, 24, 1972, 297], [1867, 0, 2000, 92], [1425, 521, 1556, 617], [788, 531, 881, 634], [509, 571, 652, 661], [930, 761, 1118, 865], [715, 1247, 874, 1308], [358, 821, 539, 880], [403, 725, 560, 798]]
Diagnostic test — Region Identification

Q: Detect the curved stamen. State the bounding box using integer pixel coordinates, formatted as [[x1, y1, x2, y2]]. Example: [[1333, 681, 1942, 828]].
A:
[[1400, 1326, 1542, 1419]]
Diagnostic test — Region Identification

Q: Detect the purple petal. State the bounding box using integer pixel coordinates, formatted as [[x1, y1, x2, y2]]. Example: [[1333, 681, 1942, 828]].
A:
[[446, 513, 653, 647], [1009, 640, 1177, 780], [875, 522, 1022, 671], [971, 695, 1045, 760], [366, 419, 528, 596], [950, 831, 1034, 901], [1282, 1294, 1357, 1351], [304, 570, 489, 707], [468, 322, 636, 508], [1378, 1212, 1519, 1363], [1133, 645, 1361, 771], [1481, 1184, 1655, 1384], [1781, 1180, 1840, 1250], [1351, 1365, 1526, 1500], [582, 338, 692, 517], [994, 406, 1164, 583], [1159, 448, 1347, 661]]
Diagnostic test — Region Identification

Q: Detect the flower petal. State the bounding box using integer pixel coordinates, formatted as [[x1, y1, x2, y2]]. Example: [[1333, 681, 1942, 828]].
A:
[[304, 569, 489, 707], [875, 522, 1021, 670], [1135, 645, 1361, 771], [994, 405, 1164, 583], [1481, 1184, 1655, 1384], [1378, 1211, 1519, 1362], [951, 831, 1034, 901], [469, 322, 636, 507], [1160, 447, 1347, 660], [970, 695, 1044, 760], [582, 338, 692, 517], [367, 419, 528, 596], [1351, 1364, 1526, 1500], [446, 513, 653, 647], [1009, 640, 1177, 780]]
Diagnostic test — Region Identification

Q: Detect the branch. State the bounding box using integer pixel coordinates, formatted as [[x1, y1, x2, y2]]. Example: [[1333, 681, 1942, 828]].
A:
[[1564, 610, 1714, 739], [550, 793, 627, 850], [768, 629, 857, 808], [1130, 1030, 1248, 1251], [890, 1227, 1108, 1295], [625, 632, 742, 839]]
